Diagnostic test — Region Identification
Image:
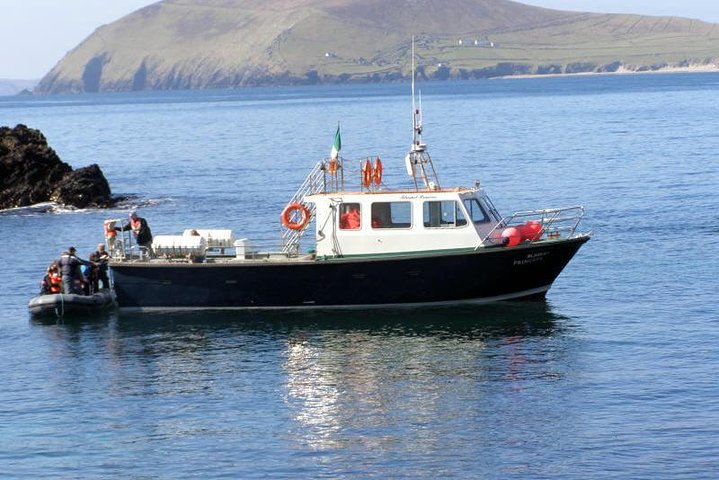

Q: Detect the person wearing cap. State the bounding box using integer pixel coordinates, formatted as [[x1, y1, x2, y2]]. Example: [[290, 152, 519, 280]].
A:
[[57, 247, 94, 294], [115, 211, 153, 253]]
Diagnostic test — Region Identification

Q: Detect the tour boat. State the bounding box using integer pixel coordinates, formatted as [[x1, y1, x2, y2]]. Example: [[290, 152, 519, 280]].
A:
[[106, 71, 590, 311]]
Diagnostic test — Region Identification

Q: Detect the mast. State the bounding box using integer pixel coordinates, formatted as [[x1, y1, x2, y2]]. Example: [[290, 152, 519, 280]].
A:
[[405, 36, 440, 191]]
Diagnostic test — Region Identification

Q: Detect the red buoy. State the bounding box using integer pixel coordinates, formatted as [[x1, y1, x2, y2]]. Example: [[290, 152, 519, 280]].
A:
[[502, 227, 522, 247], [519, 220, 543, 241]]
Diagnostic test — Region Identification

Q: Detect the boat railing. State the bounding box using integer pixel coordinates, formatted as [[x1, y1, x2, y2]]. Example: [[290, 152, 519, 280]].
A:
[[477, 205, 586, 249], [106, 223, 153, 261], [280, 160, 328, 255]]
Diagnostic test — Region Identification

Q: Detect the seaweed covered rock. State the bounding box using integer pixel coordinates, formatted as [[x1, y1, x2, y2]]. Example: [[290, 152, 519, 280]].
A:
[[0, 124, 113, 209]]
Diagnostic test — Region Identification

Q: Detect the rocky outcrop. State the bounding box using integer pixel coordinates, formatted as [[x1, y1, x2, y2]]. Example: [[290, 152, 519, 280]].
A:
[[0, 124, 114, 209], [0, 79, 38, 96]]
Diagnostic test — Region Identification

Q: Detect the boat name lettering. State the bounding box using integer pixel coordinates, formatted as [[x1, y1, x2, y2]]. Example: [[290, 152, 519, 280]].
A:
[[513, 251, 550, 266], [400, 194, 438, 200]]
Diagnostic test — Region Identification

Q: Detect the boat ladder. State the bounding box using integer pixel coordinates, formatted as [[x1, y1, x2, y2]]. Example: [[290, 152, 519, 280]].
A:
[[281, 161, 326, 255]]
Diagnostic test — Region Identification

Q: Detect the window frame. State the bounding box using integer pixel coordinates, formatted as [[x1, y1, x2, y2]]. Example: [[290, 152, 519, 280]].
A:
[[422, 200, 469, 229], [339, 202, 362, 230], [370, 201, 413, 229], [462, 197, 491, 224]]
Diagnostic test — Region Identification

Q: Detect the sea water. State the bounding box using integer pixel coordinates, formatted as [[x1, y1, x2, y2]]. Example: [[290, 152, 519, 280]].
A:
[[0, 74, 718, 478]]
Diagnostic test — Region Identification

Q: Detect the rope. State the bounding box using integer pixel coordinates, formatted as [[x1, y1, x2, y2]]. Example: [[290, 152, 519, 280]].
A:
[[54, 293, 65, 319]]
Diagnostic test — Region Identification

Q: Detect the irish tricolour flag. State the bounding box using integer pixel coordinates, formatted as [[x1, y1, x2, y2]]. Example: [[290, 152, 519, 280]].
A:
[[330, 124, 341, 160]]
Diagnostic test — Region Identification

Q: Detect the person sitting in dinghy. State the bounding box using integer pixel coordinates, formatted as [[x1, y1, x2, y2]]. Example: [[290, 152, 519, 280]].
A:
[[39, 263, 61, 295]]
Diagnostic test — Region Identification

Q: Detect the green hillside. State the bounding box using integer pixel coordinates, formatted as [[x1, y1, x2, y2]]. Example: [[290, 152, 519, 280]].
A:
[[35, 0, 719, 94]]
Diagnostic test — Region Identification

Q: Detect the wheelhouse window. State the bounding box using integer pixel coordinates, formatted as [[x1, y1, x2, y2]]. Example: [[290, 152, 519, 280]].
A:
[[462, 198, 490, 224], [423, 200, 467, 228], [371, 202, 412, 229], [339, 203, 361, 230]]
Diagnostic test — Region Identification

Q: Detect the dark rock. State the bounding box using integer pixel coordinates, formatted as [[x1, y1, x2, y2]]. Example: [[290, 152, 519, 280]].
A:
[[82, 54, 109, 93], [565, 62, 598, 74], [536, 64, 563, 75], [51, 164, 113, 208], [0, 124, 114, 209], [432, 65, 452, 80], [468, 62, 533, 79], [598, 61, 623, 73]]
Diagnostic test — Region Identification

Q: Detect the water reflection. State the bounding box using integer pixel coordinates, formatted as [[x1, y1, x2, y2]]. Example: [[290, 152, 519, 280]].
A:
[[30, 302, 577, 455], [273, 302, 573, 451], [31, 300, 568, 343], [130, 300, 561, 334]]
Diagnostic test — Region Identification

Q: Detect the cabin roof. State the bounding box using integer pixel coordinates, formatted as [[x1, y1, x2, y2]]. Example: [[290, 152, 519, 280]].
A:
[[306, 187, 478, 198]]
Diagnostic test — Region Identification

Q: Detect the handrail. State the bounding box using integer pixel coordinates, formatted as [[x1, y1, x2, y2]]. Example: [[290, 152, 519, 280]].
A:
[[108, 222, 153, 261], [280, 160, 327, 255], [476, 205, 585, 250]]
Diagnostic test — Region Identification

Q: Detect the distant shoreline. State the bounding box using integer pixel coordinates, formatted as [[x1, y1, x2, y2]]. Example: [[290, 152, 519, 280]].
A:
[[5, 64, 719, 97], [500, 64, 719, 80]]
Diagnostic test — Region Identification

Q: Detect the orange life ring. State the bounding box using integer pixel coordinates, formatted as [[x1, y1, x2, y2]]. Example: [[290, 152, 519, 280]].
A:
[[327, 158, 338, 175], [373, 157, 383, 187], [281, 203, 311, 231], [362, 159, 372, 188]]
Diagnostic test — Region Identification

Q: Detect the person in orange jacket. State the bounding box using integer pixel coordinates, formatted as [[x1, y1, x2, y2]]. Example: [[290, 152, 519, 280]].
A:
[[40, 263, 62, 295]]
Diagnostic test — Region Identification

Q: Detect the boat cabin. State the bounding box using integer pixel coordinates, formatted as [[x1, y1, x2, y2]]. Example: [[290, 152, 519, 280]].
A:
[[306, 187, 502, 259]]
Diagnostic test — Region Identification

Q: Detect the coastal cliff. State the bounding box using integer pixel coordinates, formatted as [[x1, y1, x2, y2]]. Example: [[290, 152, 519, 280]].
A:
[[35, 0, 719, 94], [0, 125, 114, 209]]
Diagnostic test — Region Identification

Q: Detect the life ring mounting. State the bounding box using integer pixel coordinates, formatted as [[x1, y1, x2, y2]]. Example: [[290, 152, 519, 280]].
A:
[[373, 157, 383, 187], [362, 159, 372, 188], [281, 203, 311, 231]]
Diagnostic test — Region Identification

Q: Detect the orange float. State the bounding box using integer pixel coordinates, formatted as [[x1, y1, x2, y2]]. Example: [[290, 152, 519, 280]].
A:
[[281, 203, 311, 231], [373, 157, 383, 187], [524, 220, 543, 241], [501, 227, 522, 247], [517, 220, 543, 242], [362, 159, 372, 188]]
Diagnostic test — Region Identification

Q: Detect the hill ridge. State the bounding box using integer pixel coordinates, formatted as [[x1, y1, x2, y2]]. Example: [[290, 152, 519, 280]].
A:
[[35, 0, 719, 94]]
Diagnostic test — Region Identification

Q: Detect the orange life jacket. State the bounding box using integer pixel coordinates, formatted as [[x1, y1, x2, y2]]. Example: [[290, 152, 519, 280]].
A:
[[104, 222, 116, 238], [49, 272, 62, 293]]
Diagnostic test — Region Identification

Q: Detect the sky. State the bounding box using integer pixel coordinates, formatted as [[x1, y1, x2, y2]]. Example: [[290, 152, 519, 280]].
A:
[[1, 0, 718, 79]]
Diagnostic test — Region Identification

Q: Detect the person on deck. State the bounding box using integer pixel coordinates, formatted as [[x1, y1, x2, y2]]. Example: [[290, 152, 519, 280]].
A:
[[57, 247, 94, 295], [116, 211, 153, 254], [93, 243, 111, 289]]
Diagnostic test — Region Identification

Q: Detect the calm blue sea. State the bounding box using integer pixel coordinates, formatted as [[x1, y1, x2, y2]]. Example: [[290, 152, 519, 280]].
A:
[[1, 74, 718, 478]]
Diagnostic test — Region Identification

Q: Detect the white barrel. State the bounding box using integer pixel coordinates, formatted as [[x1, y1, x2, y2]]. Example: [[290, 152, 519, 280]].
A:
[[153, 235, 207, 258], [233, 238, 254, 258]]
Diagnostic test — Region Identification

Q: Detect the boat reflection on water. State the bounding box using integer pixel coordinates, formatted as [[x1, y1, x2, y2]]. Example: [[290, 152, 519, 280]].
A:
[[32, 300, 570, 338], [30, 301, 578, 454]]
